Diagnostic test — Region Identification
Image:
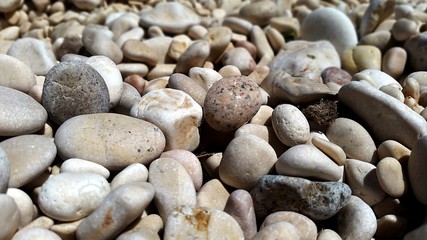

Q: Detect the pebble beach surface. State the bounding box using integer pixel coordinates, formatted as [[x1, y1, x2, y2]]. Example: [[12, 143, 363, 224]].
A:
[[2, 0, 427, 239]]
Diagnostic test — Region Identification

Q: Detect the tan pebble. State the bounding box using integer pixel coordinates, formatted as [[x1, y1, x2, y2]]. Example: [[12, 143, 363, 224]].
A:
[[272, 104, 310, 147], [261, 211, 317, 240], [60, 158, 110, 179], [110, 163, 148, 189], [380, 84, 405, 102], [222, 47, 256, 75], [124, 74, 146, 95], [378, 140, 411, 163], [382, 47, 407, 79], [187, 25, 208, 40], [218, 65, 241, 77], [317, 229, 342, 240], [377, 157, 408, 197], [175, 40, 210, 74], [146, 64, 175, 80], [168, 34, 192, 61], [147, 26, 164, 38], [235, 40, 257, 59], [403, 77, 421, 101], [222, 17, 253, 35], [251, 25, 274, 61], [270, 16, 301, 37], [311, 136, 346, 166], [49, 219, 83, 240], [360, 31, 393, 51], [342, 45, 382, 75], [128, 214, 163, 233], [117, 63, 148, 78], [359, 0, 395, 36], [392, 18, 419, 41], [196, 179, 229, 210], [239, 1, 279, 26], [188, 67, 222, 90], [253, 222, 300, 240], [116, 227, 160, 240], [250, 105, 273, 126], [265, 26, 285, 53], [201, 152, 221, 179], [12, 227, 61, 240], [122, 40, 158, 66], [113, 82, 142, 115], [203, 26, 232, 63], [404, 96, 424, 113], [248, 65, 269, 85], [376, 214, 407, 239], [7, 188, 35, 228], [168, 73, 206, 106], [115, 27, 144, 49], [0, 194, 21, 240], [21, 216, 54, 230]]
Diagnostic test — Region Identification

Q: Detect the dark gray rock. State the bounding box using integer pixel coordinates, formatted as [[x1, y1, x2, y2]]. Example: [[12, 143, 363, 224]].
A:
[[42, 60, 109, 125], [250, 175, 351, 221]]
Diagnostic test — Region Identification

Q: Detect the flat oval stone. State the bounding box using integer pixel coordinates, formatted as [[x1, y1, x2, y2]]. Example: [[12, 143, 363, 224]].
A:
[[352, 69, 400, 89], [219, 135, 277, 190], [168, 73, 207, 107], [0, 86, 47, 136], [0, 54, 36, 93], [239, 1, 279, 26], [326, 118, 377, 164], [378, 140, 411, 161], [196, 179, 229, 211], [55, 113, 165, 170], [222, 47, 255, 76], [139, 2, 200, 34], [7, 188, 34, 227], [163, 206, 244, 240], [224, 190, 257, 240], [261, 211, 317, 240], [377, 157, 407, 197], [0, 135, 56, 188], [338, 81, 427, 149], [174, 40, 210, 74], [253, 222, 300, 240], [60, 158, 110, 179], [148, 158, 196, 220], [204, 75, 262, 132], [359, 0, 395, 36], [341, 45, 382, 74], [82, 25, 123, 64], [38, 172, 110, 221], [251, 175, 351, 221], [110, 163, 148, 189], [272, 104, 310, 147], [12, 227, 62, 240], [76, 182, 155, 239], [0, 147, 9, 193], [276, 144, 342, 181], [336, 195, 377, 240], [0, 194, 21, 240], [408, 135, 427, 204], [42, 60, 110, 125], [131, 88, 202, 151]]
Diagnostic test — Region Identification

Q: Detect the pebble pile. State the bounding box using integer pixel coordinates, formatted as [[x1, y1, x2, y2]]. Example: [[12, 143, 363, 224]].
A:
[[2, 0, 427, 239]]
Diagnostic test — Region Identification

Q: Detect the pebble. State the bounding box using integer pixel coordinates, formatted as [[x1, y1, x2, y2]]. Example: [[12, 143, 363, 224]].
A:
[[222, 17, 253, 35], [167, 34, 192, 61], [376, 214, 408, 239], [377, 157, 407, 197], [121, 40, 159, 66], [81, 25, 123, 64], [219, 135, 277, 190], [203, 75, 262, 132], [239, 1, 279, 26], [269, 40, 340, 80], [167, 73, 207, 107], [316, 229, 342, 240], [341, 45, 382, 75], [116, 228, 160, 240], [326, 117, 378, 164], [174, 40, 210, 74], [359, 0, 395, 36], [117, 63, 148, 78], [7, 188, 34, 228], [359, 30, 393, 51], [188, 67, 222, 90], [71, 0, 101, 10], [301, 7, 357, 55], [160, 149, 203, 191], [408, 135, 427, 204], [148, 158, 196, 220], [276, 144, 342, 181], [112, 82, 141, 115], [352, 69, 400, 89], [110, 163, 148, 189], [222, 47, 256, 75], [250, 25, 274, 63], [261, 211, 317, 240], [0, 194, 21, 239], [253, 222, 300, 240], [76, 182, 155, 239], [60, 158, 110, 179], [321, 67, 352, 86], [272, 104, 310, 147], [0, 147, 9, 193], [49, 219, 83, 240], [311, 136, 346, 166], [203, 26, 232, 63], [22, 216, 54, 231], [266, 26, 285, 53], [163, 206, 244, 240], [38, 172, 110, 221], [251, 175, 351, 221], [223, 189, 257, 240], [338, 81, 427, 148], [139, 2, 200, 34], [131, 88, 202, 151], [0, 135, 56, 188], [85, 55, 124, 108], [7, 38, 56, 76], [0, 86, 47, 136], [344, 159, 386, 206], [0, 54, 36, 93], [196, 179, 229, 210], [336, 196, 377, 240], [42, 60, 110, 125], [378, 139, 411, 162], [391, 18, 418, 42], [382, 47, 407, 79], [54, 113, 165, 169], [11, 227, 61, 240], [0, 0, 22, 13], [404, 33, 427, 71]]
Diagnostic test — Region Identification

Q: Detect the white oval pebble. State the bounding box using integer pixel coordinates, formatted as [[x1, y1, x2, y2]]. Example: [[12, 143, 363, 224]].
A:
[[110, 163, 148, 189], [60, 158, 110, 179], [272, 104, 310, 147], [0, 194, 21, 240], [0, 54, 36, 93], [7, 188, 34, 228], [11, 227, 61, 240]]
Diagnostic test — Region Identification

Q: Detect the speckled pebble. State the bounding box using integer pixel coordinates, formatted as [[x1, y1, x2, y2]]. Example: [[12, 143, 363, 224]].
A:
[[272, 104, 310, 147]]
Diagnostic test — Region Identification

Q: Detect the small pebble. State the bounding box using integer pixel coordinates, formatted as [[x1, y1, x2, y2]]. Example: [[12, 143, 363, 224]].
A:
[[261, 211, 317, 240], [377, 157, 407, 197], [253, 222, 300, 240], [7, 188, 34, 228], [60, 158, 110, 179], [196, 179, 229, 210], [11, 227, 61, 240], [0, 54, 36, 93], [271, 104, 310, 147], [0, 194, 21, 240]]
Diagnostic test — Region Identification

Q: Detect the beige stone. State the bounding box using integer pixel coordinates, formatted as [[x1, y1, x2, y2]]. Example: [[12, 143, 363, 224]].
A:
[[342, 45, 382, 75], [382, 47, 407, 80], [261, 211, 317, 240], [253, 222, 300, 240], [196, 179, 229, 210]]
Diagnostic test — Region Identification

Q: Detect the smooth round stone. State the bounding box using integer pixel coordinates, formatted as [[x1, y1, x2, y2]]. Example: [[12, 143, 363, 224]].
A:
[[116, 228, 160, 240], [0, 194, 20, 240], [188, 67, 222, 91], [174, 40, 210, 74], [0, 147, 9, 193], [408, 135, 427, 204], [352, 69, 400, 89], [344, 159, 386, 206], [276, 144, 342, 181], [12, 227, 61, 240], [239, 1, 279, 26], [0, 86, 47, 136], [272, 104, 310, 147], [391, 18, 418, 42], [127, 214, 163, 234], [203, 26, 232, 63], [110, 163, 148, 189], [139, 2, 200, 34], [224, 190, 257, 240], [338, 81, 427, 149], [38, 172, 110, 221], [261, 211, 317, 240], [251, 175, 352, 221], [326, 118, 377, 164], [82, 25, 123, 64], [336, 196, 377, 240], [85, 55, 124, 108], [112, 82, 141, 115], [142, 36, 173, 65], [131, 88, 202, 151], [269, 40, 340, 80], [122, 40, 159, 66], [55, 113, 165, 169], [196, 179, 229, 210], [378, 140, 411, 161], [7, 38, 56, 76], [404, 33, 427, 71], [380, 84, 405, 102], [254, 221, 300, 240], [0, 135, 56, 188], [376, 214, 407, 239], [60, 158, 110, 179], [0, 54, 36, 93], [317, 229, 342, 240], [168, 73, 207, 107], [117, 63, 148, 78], [382, 47, 407, 80], [377, 157, 407, 197], [359, 30, 393, 51], [311, 136, 346, 166], [266, 26, 286, 52], [76, 182, 155, 239], [163, 206, 244, 240], [71, 0, 101, 10], [219, 135, 277, 190], [42, 60, 109, 125], [148, 158, 196, 220], [22, 216, 54, 230], [160, 149, 203, 191], [204, 75, 262, 132], [321, 67, 352, 86], [301, 7, 357, 55], [222, 47, 255, 76], [0, 0, 22, 13], [341, 45, 382, 75], [7, 188, 34, 227]]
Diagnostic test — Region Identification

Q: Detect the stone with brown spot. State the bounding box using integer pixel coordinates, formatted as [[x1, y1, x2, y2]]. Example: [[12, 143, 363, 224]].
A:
[[204, 75, 262, 132]]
